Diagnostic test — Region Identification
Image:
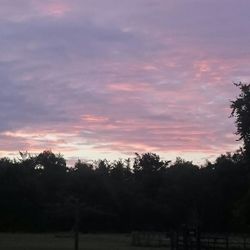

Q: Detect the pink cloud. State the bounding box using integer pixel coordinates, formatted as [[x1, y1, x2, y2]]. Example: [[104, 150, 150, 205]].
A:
[[35, 1, 71, 18], [107, 82, 152, 92], [81, 114, 109, 123]]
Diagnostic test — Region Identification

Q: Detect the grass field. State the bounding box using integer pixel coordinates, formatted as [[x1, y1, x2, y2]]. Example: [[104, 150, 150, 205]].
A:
[[0, 233, 161, 250]]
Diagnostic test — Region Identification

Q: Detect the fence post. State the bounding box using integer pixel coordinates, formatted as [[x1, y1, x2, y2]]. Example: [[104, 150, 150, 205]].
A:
[[74, 199, 80, 250], [196, 227, 201, 250], [226, 234, 229, 250], [176, 230, 179, 250], [171, 230, 176, 250], [183, 226, 188, 250], [244, 235, 247, 250]]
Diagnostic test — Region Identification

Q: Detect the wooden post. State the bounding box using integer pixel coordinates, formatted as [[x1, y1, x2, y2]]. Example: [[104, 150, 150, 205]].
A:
[[243, 235, 247, 250], [226, 234, 229, 250], [74, 199, 80, 250], [170, 230, 176, 250], [131, 232, 136, 246], [158, 232, 162, 246], [196, 227, 201, 250], [183, 226, 188, 250], [176, 230, 179, 250]]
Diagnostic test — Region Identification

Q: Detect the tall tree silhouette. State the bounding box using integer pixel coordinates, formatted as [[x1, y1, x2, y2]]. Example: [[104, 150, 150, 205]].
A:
[[231, 82, 250, 158]]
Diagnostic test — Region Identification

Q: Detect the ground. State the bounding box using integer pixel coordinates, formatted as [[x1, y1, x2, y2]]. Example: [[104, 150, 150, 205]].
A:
[[0, 233, 161, 250]]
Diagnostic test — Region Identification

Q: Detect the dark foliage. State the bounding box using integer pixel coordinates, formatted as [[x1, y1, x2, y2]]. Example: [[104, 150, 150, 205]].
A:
[[231, 82, 250, 158], [0, 150, 249, 233]]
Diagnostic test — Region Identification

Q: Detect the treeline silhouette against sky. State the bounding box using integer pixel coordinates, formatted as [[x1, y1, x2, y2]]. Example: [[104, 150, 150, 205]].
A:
[[0, 150, 249, 233], [0, 83, 249, 233]]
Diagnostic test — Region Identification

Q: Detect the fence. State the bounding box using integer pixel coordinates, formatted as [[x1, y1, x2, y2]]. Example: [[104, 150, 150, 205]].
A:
[[199, 234, 250, 250], [131, 231, 171, 247], [131, 231, 250, 250]]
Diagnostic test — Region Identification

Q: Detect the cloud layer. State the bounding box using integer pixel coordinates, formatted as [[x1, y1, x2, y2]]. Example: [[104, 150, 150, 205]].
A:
[[0, 0, 249, 163]]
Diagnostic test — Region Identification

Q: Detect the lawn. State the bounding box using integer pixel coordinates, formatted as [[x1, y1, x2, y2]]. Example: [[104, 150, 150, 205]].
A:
[[0, 233, 161, 250]]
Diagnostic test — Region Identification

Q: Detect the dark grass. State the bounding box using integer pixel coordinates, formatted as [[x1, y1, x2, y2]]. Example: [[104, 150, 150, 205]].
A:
[[0, 233, 162, 250]]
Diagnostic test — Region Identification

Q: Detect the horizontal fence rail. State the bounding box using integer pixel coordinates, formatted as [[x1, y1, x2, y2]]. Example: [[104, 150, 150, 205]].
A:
[[132, 231, 171, 247], [131, 231, 250, 249], [199, 235, 250, 250]]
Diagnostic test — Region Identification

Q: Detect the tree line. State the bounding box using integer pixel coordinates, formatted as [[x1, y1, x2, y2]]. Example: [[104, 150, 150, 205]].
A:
[[0, 83, 249, 233]]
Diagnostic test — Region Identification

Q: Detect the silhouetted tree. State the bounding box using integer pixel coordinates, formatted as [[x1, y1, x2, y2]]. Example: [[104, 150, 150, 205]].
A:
[[231, 82, 250, 158], [0, 149, 249, 233]]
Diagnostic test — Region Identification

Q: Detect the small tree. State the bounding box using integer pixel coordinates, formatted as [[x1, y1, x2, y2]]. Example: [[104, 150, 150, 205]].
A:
[[231, 82, 250, 158]]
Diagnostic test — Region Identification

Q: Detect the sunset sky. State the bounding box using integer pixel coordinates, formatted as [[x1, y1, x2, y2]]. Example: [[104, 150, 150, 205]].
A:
[[1, 0, 249, 164]]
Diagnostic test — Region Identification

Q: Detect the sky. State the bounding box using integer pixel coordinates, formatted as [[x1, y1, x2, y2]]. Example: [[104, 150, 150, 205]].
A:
[[0, 0, 250, 164]]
